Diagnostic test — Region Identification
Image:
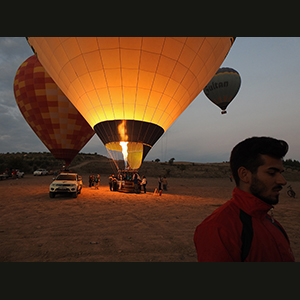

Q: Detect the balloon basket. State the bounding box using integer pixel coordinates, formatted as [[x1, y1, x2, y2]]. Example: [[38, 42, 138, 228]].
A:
[[221, 110, 227, 114], [120, 180, 135, 193]]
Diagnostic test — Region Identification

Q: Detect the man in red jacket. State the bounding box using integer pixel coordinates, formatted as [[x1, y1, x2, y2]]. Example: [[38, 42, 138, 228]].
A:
[[194, 137, 295, 262]]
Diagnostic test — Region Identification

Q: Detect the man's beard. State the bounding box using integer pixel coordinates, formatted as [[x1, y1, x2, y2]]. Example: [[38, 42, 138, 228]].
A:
[[250, 175, 281, 205]]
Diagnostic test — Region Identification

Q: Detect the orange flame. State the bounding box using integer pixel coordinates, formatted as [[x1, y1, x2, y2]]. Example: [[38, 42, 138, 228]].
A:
[[120, 141, 128, 168], [118, 121, 129, 168]]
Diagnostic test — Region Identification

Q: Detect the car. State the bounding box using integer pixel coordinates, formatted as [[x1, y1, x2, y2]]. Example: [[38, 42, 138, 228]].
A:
[[49, 172, 83, 198], [0, 173, 9, 180], [1, 169, 24, 179], [34, 169, 48, 176]]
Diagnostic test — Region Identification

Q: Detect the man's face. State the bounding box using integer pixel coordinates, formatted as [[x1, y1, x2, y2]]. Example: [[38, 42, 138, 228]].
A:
[[249, 155, 287, 205]]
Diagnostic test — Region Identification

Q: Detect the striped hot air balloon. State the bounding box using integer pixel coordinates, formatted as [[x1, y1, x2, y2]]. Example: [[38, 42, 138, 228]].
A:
[[13, 55, 95, 166], [26, 37, 235, 169]]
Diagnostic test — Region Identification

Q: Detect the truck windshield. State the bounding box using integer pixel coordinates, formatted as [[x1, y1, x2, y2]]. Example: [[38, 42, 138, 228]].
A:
[[56, 175, 77, 181]]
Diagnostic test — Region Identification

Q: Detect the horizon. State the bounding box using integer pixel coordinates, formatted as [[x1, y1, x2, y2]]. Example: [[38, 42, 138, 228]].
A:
[[1, 150, 299, 166]]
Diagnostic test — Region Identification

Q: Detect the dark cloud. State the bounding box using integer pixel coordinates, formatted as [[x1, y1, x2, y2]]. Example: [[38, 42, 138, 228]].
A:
[[0, 38, 32, 86], [0, 37, 43, 153]]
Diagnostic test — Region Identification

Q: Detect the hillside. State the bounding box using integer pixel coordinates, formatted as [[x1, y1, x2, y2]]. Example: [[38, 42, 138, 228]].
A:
[[1, 152, 300, 181], [71, 158, 300, 181], [70, 159, 232, 178]]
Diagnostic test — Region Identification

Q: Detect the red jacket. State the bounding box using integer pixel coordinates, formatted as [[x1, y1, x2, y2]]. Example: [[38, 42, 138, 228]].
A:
[[194, 187, 295, 262]]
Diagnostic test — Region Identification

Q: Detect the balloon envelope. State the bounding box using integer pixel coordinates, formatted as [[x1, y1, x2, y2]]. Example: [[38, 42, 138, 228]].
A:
[[13, 55, 95, 166], [204, 67, 241, 114], [27, 37, 235, 168]]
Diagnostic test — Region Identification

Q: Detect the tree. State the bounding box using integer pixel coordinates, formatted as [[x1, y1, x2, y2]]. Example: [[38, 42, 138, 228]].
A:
[[168, 158, 175, 165], [155, 158, 160, 163], [284, 159, 300, 171]]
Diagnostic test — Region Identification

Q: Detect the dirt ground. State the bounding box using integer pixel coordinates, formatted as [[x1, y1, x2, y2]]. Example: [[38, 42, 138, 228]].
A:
[[1, 174, 299, 262]]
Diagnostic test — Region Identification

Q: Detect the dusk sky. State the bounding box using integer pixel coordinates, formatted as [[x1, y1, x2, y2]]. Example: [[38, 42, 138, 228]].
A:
[[1, 37, 300, 163]]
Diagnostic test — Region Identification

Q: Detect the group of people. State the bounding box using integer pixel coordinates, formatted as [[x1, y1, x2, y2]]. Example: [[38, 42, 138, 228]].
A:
[[108, 174, 119, 191], [131, 173, 168, 194], [132, 173, 147, 193], [92, 172, 169, 194], [108, 172, 148, 193], [158, 175, 168, 191], [88, 174, 101, 189]]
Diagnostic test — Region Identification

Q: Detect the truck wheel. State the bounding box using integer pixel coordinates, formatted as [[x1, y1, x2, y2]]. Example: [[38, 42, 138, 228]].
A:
[[49, 192, 55, 198], [72, 192, 77, 198]]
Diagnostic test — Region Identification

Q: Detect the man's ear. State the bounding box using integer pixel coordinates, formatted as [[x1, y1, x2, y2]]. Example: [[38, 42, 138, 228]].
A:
[[237, 166, 251, 184]]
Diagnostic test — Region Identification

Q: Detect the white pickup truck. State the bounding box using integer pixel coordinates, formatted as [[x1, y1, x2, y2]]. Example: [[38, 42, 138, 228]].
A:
[[49, 172, 83, 198]]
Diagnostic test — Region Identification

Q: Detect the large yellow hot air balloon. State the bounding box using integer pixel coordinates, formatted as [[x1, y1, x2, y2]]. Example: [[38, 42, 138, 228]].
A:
[[26, 37, 235, 169], [13, 55, 95, 166]]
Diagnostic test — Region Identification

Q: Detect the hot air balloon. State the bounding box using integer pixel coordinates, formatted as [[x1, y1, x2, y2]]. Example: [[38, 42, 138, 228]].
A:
[[26, 37, 235, 169], [204, 67, 241, 114], [13, 55, 95, 166]]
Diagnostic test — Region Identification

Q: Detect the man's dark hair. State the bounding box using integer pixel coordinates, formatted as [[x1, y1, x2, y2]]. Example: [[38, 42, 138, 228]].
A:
[[230, 137, 288, 186]]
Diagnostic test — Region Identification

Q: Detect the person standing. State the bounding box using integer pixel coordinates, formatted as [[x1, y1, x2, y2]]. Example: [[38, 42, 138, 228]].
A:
[[141, 175, 147, 193], [108, 175, 113, 191], [95, 174, 100, 189], [89, 175, 93, 187], [158, 175, 162, 191], [133, 172, 140, 193], [162, 176, 168, 191], [194, 136, 295, 262], [112, 176, 118, 191]]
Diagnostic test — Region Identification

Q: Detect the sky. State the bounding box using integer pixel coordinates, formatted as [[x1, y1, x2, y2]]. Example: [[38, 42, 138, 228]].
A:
[[1, 37, 300, 163]]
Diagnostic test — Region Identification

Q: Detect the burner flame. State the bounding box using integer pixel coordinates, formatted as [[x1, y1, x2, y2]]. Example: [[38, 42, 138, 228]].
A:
[[120, 141, 128, 168]]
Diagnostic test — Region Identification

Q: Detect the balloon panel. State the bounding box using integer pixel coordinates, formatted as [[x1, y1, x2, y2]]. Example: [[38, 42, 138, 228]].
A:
[[27, 37, 234, 131], [13, 55, 95, 164]]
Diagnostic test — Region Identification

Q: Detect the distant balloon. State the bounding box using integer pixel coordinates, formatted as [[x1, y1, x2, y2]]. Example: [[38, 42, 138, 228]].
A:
[[204, 67, 241, 114], [13, 55, 95, 166], [26, 37, 235, 169]]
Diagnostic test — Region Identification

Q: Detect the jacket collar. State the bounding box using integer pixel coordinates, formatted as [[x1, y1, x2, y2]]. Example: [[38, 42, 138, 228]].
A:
[[232, 187, 273, 218]]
